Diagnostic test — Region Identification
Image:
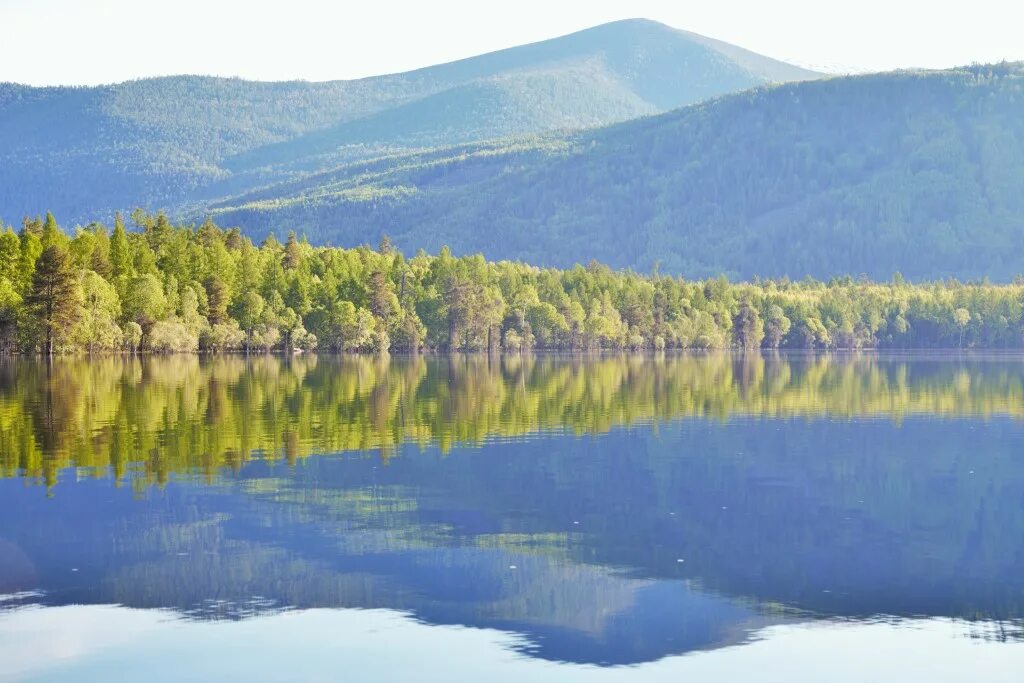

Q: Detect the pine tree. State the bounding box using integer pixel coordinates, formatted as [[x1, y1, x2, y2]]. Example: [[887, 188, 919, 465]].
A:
[[17, 226, 43, 294], [90, 244, 113, 278], [197, 218, 221, 247], [283, 231, 302, 270], [146, 212, 172, 251], [26, 245, 79, 355], [0, 228, 21, 283], [368, 270, 394, 321], [225, 228, 245, 251], [110, 213, 133, 279], [205, 276, 230, 325], [41, 212, 62, 248]]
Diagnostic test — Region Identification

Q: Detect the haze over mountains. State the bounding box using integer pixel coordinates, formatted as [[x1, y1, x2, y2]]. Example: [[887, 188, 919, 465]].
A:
[[215, 63, 1024, 280], [0, 19, 816, 223], [4, 19, 1024, 279]]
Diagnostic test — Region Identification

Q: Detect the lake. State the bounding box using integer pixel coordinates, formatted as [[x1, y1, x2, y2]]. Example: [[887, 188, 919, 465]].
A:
[[1, 353, 1022, 681]]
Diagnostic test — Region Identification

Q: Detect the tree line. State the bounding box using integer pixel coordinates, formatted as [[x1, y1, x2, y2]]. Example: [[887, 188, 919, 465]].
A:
[[3, 211, 1024, 354]]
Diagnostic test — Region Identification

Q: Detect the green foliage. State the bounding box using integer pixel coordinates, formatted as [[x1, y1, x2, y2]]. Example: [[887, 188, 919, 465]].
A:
[[6, 212, 1024, 354], [211, 63, 1024, 281], [0, 277, 22, 352], [733, 302, 765, 351], [121, 274, 167, 335], [72, 271, 122, 352], [201, 321, 246, 353], [149, 319, 199, 353], [763, 305, 792, 349], [122, 322, 143, 352]]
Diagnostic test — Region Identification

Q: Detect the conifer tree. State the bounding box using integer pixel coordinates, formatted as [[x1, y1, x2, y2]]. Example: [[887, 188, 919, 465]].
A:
[[17, 227, 43, 295], [26, 245, 79, 355], [110, 213, 133, 279], [283, 231, 302, 270], [41, 212, 62, 248]]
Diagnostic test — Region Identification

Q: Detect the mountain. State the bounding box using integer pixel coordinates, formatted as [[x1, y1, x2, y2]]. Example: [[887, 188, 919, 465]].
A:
[[0, 19, 819, 226], [208, 63, 1024, 281]]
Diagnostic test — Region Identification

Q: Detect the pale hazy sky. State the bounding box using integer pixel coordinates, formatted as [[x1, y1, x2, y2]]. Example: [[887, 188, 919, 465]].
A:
[[2, 0, 1023, 86]]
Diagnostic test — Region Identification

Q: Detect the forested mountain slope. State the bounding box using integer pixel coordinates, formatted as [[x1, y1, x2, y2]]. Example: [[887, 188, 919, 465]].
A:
[[0, 19, 817, 225], [210, 63, 1024, 280]]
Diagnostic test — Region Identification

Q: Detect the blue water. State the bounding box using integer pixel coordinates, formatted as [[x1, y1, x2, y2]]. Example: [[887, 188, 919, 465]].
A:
[[1, 355, 1022, 680]]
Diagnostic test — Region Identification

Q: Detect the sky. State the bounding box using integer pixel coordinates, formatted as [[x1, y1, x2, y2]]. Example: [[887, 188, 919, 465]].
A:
[[2, 0, 1023, 86]]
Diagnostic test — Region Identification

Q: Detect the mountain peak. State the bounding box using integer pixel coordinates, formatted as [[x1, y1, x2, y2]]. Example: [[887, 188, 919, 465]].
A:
[[0, 21, 821, 226]]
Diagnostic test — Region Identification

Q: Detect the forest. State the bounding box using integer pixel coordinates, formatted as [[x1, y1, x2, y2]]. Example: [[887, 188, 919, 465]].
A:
[[213, 62, 1024, 280], [3, 211, 1024, 354], [7, 57, 1023, 282]]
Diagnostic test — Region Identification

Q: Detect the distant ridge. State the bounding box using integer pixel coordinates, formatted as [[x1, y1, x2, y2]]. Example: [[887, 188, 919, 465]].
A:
[[0, 19, 820, 225], [207, 62, 1024, 281]]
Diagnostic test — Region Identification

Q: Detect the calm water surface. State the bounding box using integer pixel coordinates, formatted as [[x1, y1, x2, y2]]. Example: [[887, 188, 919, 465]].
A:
[[1, 354, 1022, 681]]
